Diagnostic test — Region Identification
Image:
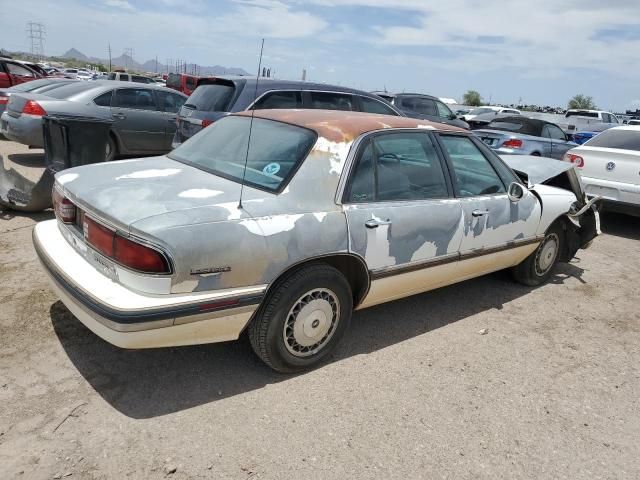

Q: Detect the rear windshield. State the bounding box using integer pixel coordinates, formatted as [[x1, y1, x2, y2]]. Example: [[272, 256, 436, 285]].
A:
[[185, 83, 235, 111], [487, 120, 539, 136], [9, 79, 56, 92], [168, 116, 317, 192], [45, 82, 99, 99], [585, 129, 640, 151], [566, 111, 598, 118]]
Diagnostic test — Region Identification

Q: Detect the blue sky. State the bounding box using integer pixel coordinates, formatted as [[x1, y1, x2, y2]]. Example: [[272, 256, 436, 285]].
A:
[[2, 0, 639, 111]]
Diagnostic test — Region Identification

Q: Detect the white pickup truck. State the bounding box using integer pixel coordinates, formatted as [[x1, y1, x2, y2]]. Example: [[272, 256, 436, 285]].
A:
[[564, 126, 640, 216], [560, 109, 621, 134]]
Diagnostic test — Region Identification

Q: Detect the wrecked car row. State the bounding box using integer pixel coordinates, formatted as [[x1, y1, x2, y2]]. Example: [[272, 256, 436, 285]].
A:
[[33, 109, 601, 372]]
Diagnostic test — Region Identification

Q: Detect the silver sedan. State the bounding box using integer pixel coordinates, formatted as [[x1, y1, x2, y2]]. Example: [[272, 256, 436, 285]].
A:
[[33, 110, 600, 372], [0, 80, 186, 161], [473, 116, 578, 159]]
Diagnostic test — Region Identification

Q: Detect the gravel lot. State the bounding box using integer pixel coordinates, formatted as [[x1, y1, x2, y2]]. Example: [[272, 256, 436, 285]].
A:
[[1, 139, 639, 479]]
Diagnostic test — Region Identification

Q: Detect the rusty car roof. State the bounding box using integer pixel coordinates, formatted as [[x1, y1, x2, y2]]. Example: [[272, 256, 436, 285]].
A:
[[233, 109, 466, 143]]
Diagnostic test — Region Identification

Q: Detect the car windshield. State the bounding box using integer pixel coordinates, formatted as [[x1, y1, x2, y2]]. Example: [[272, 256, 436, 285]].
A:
[[584, 129, 640, 151], [168, 116, 317, 192], [469, 107, 494, 115]]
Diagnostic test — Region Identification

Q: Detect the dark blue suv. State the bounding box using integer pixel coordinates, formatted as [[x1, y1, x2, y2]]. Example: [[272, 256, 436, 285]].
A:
[[172, 77, 403, 147]]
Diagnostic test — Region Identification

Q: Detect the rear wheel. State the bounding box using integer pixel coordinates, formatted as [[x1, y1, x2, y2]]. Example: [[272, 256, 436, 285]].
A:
[[248, 264, 353, 373], [511, 224, 563, 286], [105, 134, 117, 162]]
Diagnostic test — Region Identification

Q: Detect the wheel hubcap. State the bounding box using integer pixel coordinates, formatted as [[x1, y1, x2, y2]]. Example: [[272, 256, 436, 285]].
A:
[[535, 233, 559, 276], [283, 288, 340, 357]]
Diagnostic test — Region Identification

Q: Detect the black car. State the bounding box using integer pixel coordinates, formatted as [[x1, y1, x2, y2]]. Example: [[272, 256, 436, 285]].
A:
[[172, 77, 403, 147], [372, 92, 469, 130]]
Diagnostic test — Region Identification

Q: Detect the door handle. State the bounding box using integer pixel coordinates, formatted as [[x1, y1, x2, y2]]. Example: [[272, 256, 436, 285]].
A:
[[472, 209, 490, 217], [168, 117, 177, 123], [365, 218, 392, 229], [112, 113, 126, 120]]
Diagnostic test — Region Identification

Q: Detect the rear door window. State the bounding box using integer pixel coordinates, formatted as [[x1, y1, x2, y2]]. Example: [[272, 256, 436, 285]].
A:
[[93, 91, 113, 107], [114, 88, 157, 110], [402, 96, 437, 116], [359, 96, 398, 115], [253, 91, 303, 109], [185, 83, 235, 111], [346, 132, 449, 202], [439, 135, 506, 197], [307, 91, 354, 111]]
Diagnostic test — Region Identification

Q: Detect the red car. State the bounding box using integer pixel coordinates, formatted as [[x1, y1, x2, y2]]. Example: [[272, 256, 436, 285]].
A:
[[0, 58, 44, 89]]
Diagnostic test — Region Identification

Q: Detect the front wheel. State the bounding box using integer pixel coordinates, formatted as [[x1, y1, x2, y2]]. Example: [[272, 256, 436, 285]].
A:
[[248, 264, 353, 373], [511, 224, 563, 286]]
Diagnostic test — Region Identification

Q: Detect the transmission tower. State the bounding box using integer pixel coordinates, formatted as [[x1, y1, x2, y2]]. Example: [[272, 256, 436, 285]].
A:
[[26, 22, 45, 60], [123, 47, 134, 70]]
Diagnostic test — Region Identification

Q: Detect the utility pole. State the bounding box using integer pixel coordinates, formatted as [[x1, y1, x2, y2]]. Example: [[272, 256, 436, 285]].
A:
[[108, 43, 112, 72], [155, 55, 158, 74], [26, 22, 45, 60]]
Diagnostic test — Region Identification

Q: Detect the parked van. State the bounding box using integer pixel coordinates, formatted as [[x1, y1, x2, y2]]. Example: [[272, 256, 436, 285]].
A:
[[166, 73, 203, 96]]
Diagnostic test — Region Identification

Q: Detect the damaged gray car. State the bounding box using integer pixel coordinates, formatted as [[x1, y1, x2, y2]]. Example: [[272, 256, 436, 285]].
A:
[[33, 110, 600, 372]]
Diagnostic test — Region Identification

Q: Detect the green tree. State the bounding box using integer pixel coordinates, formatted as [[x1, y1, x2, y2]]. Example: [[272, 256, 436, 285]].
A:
[[463, 90, 483, 106], [568, 94, 597, 110]]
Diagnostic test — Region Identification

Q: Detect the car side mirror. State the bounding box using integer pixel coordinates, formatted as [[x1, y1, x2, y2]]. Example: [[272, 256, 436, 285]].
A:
[[508, 182, 525, 202], [449, 113, 457, 120]]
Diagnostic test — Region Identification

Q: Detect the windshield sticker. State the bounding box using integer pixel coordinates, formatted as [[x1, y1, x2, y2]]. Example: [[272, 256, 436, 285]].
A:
[[263, 162, 281, 176]]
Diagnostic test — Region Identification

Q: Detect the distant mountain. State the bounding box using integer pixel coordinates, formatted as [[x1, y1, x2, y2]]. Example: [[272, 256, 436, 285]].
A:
[[61, 48, 88, 61], [61, 47, 250, 76]]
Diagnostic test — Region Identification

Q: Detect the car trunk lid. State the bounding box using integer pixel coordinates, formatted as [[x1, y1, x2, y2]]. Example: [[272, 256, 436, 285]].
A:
[[56, 156, 260, 232], [474, 129, 510, 147], [575, 146, 640, 185]]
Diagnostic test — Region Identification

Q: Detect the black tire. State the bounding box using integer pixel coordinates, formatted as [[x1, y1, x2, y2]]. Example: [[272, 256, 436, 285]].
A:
[[248, 264, 353, 373], [531, 151, 541, 157], [511, 223, 564, 286], [105, 134, 117, 162]]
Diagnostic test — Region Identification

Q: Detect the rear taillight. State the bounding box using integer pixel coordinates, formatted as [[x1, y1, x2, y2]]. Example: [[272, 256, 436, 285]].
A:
[[22, 100, 47, 116], [114, 236, 169, 273], [502, 138, 523, 149], [52, 188, 76, 223], [564, 153, 584, 168], [83, 216, 114, 257], [201, 119, 214, 128], [82, 215, 170, 274], [0, 96, 8, 105]]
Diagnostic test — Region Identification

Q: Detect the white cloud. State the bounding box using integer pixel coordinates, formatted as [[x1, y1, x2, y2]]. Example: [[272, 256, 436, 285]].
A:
[[103, 0, 135, 10]]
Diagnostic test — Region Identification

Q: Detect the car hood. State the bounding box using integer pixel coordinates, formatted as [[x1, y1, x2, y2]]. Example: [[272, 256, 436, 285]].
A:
[[500, 155, 576, 186], [56, 156, 263, 231]]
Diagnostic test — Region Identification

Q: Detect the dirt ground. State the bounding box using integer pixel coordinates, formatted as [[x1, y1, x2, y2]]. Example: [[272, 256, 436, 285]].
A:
[[0, 139, 639, 479]]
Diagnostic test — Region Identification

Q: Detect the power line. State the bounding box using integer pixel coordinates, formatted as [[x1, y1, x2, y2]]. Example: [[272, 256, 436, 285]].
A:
[[26, 22, 45, 60]]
